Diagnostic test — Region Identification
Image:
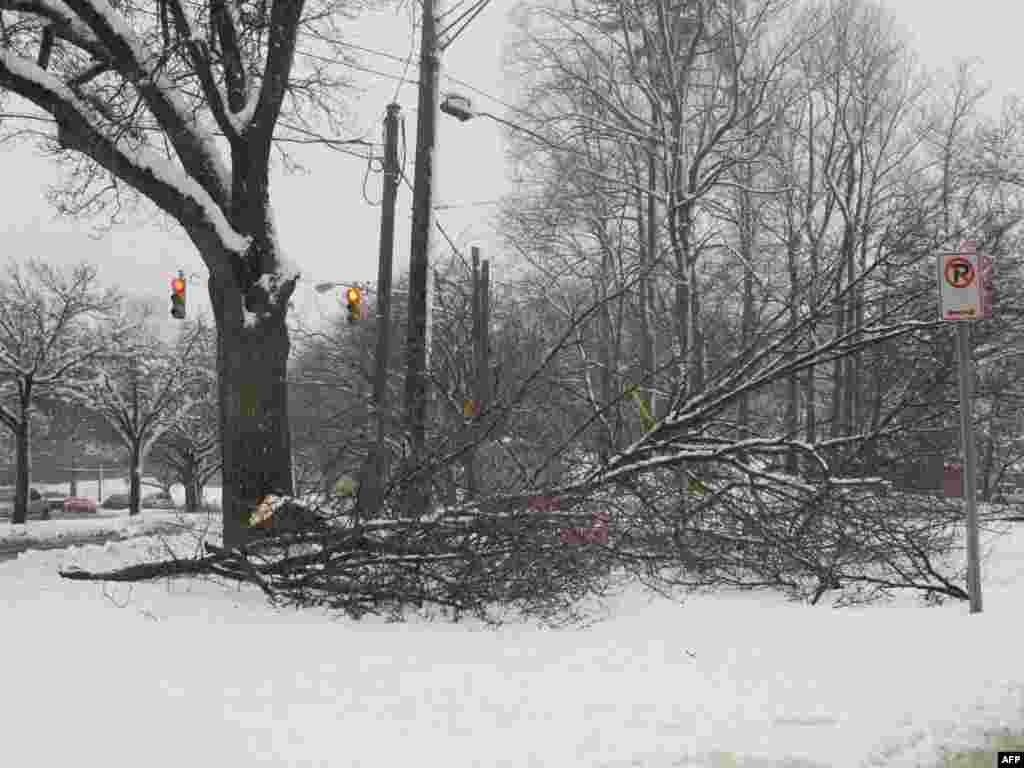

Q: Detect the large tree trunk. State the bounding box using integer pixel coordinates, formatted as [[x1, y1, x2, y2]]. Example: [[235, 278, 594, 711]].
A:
[[12, 419, 30, 525], [209, 263, 294, 549]]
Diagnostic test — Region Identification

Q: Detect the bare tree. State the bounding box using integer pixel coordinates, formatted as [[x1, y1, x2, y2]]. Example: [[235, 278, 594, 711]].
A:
[[148, 393, 220, 511], [0, 259, 124, 523], [80, 313, 210, 515]]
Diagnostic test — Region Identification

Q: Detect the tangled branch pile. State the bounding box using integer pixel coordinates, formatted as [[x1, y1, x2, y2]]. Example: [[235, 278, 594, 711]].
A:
[[60, 494, 621, 625], [58, 452, 985, 623]]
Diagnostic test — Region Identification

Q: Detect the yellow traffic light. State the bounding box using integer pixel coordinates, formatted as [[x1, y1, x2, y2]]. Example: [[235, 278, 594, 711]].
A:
[[346, 287, 362, 324]]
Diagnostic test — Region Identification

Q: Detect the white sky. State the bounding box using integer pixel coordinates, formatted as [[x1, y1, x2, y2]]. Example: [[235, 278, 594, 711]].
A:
[[0, 0, 1019, 337]]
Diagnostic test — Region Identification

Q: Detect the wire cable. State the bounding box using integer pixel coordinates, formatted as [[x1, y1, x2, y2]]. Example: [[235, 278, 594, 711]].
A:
[[361, 144, 382, 206], [439, 0, 493, 51], [392, 0, 419, 104], [322, 39, 532, 121], [398, 170, 474, 274]]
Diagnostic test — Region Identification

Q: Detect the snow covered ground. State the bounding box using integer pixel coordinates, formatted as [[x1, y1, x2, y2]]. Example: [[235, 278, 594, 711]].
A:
[[2, 513, 1023, 767]]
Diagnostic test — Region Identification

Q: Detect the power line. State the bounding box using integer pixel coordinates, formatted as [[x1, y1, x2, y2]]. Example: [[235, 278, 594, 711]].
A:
[[399, 171, 475, 274], [315, 39, 532, 121], [295, 49, 421, 90], [392, 0, 419, 103], [438, 0, 492, 50]]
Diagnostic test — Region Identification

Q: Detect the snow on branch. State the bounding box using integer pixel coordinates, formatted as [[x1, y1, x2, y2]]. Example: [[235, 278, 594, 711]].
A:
[[0, 0, 109, 60], [0, 50, 248, 254], [247, 0, 305, 159], [59, 0, 231, 205]]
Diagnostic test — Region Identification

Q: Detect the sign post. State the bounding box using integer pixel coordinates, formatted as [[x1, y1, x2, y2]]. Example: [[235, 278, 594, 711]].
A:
[[939, 240, 989, 614]]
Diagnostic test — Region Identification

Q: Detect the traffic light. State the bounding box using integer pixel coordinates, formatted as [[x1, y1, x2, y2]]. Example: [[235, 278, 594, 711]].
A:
[[171, 276, 186, 319], [346, 287, 361, 324]]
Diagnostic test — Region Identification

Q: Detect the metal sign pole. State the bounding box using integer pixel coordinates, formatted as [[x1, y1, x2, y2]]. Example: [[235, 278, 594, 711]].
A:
[[956, 321, 983, 613]]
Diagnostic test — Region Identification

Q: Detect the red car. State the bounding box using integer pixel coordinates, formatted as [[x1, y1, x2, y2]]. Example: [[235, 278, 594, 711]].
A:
[[62, 496, 98, 514]]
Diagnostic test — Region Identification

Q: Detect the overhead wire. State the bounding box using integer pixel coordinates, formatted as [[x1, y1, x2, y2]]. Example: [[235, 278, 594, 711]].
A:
[[398, 171, 475, 274], [438, 0, 492, 50], [319, 39, 533, 121], [391, 0, 419, 104]]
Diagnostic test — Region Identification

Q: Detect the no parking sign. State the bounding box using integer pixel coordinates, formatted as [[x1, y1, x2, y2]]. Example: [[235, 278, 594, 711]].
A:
[[939, 241, 992, 321], [936, 239, 990, 614]]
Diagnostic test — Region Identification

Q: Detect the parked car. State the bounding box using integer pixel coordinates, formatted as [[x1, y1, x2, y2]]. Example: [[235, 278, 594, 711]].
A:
[[41, 491, 68, 513], [101, 493, 131, 510], [62, 496, 98, 514], [0, 487, 51, 519], [28, 488, 49, 519], [141, 491, 175, 509]]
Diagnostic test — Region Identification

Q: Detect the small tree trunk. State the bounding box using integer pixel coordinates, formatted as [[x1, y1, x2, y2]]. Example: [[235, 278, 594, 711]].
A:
[[129, 444, 142, 517], [689, 261, 705, 395], [980, 398, 1001, 501], [184, 475, 198, 512], [12, 419, 30, 525], [640, 156, 658, 422], [785, 231, 801, 474], [69, 450, 78, 497]]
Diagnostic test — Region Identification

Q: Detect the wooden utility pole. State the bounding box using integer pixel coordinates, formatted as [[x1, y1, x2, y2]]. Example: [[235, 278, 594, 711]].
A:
[[479, 258, 491, 414], [404, 0, 443, 516], [464, 247, 489, 496], [358, 103, 402, 518]]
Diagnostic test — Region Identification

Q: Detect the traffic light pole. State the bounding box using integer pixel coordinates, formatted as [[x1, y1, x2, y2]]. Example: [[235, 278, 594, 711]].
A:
[[357, 103, 402, 518]]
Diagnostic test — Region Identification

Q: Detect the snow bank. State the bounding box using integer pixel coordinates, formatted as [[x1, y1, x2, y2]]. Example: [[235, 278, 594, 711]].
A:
[[0, 510, 197, 545]]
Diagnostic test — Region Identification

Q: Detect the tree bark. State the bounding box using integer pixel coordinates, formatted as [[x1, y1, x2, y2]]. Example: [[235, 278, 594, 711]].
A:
[[688, 260, 705, 395], [69, 450, 78, 497], [737, 179, 755, 430], [185, 474, 199, 512], [785, 230, 801, 473], [129, 442, 142, 517], [12, 419, 30, 525], [209, 262, 294, 549], [639, 161, 657, 423], [804, 240, 820, 458], [980, 397, 1000, 501]]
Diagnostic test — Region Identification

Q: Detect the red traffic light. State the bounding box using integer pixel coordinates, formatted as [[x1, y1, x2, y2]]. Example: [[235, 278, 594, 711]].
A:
[[346, 287, 361, 305], [171, 276, 186, 320]]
